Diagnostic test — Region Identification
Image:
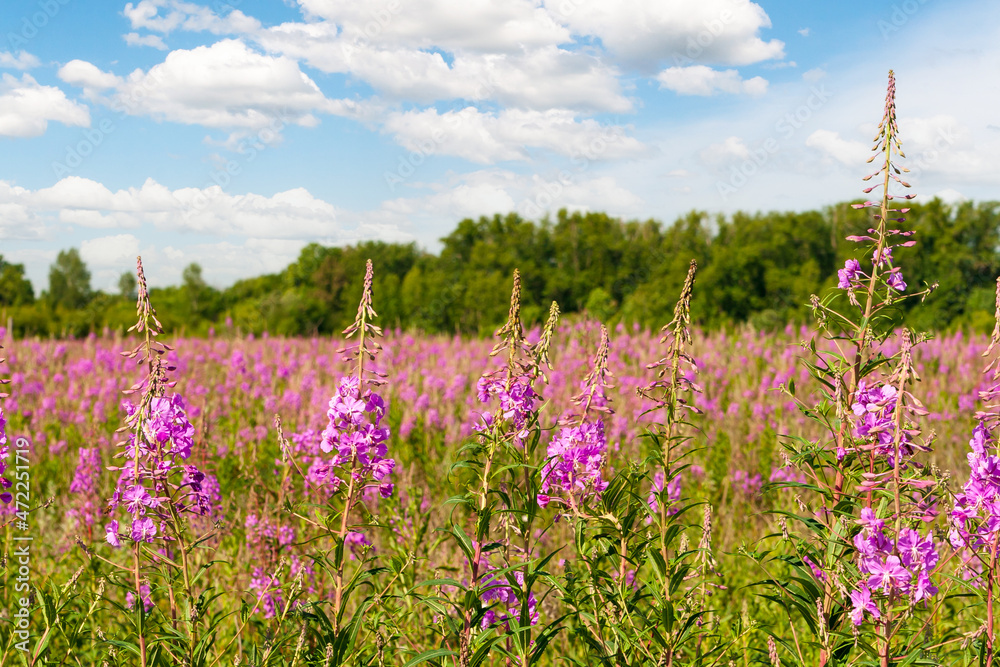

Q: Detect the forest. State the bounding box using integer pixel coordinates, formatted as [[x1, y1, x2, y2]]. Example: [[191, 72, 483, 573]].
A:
[[3, 197, 999, 337]]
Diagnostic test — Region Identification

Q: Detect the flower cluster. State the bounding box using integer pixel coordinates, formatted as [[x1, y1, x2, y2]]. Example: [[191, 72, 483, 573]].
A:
[[143, 394, 195, 459], [849, 380, 913, 466], [106, 392, 208, 548], [476, 375, 537, 439], [849, 508, 938, 626], [538, 325, 614, 511], [319, 376, 394, 498], [949, 422, 1000, 575], [537, 420, 608, 510]]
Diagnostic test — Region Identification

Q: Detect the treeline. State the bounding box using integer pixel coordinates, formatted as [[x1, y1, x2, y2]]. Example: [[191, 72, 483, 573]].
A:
[[3, 198, 999, 338]]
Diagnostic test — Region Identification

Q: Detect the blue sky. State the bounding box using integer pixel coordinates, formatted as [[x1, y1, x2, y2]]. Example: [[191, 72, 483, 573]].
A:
[[0, 0, 995, 293]]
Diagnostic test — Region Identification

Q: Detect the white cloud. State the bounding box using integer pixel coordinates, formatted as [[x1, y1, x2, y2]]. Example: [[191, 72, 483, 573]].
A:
[[805, 129, 869, 166], [257, 26, 630, 112], [124, 32, 169, 50], [369, 168, 643, 227], [0, 74, 90, 138], [61, 40, 345, 130], [11, 176, 344, 239], [297, 0, 568, 53], [0, 51, 41, 70], [80, 234, 142, 267], [382, 107, 646, 163], [798, 28, 811, 37], [58, 60, 122, 91], [657, 65, 768, 96], [556, 0, 785, 70], [124, 0, 261, 35]]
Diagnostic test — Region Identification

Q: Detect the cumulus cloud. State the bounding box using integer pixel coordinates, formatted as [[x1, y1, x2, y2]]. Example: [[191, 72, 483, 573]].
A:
[[657, 65, 768, 96], [9, 176, 348, 239], [0, 73, 90, 138], [256, 26, 630, 112], [296, 0, 569, 53], [124, 0, 261, 35], [0, 51, 41, 70], [382, 107, 646, 163], [59, 40, 347, 130], [58, 60, 122, 92], [555, 0, 785, 70]]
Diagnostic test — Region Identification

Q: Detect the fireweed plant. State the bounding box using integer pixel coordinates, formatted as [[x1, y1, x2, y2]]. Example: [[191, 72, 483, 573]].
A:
[[747, 71, 949, 666], [266, 259, 409, 667], [951, 277, 1000, 666], [96, 257, 223, 667], [432, 270, 563, 667]]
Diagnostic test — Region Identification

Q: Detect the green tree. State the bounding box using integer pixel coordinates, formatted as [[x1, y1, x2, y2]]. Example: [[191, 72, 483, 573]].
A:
[[118, 271, 137, 300], [48, 248, 92, 309], [0, 256, 34, 306]]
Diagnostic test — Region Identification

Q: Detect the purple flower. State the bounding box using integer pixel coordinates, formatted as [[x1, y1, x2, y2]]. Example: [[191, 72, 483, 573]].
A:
[[849, 585, 880, 626], [538, 421, 608, 509], [856, 508, 884, 534], [320, 376, 395, 497], [912, 571, 938, 602], [837, 259, 862, 289], [851, 381, 912, 466], [887, 270, 906, 292], [866, 555, 910, 594], [106, 521, 121, 548], [131, 517, 158, 543]]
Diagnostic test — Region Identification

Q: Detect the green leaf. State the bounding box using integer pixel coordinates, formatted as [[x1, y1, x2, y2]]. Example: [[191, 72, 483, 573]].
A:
[[402, 648, 457, 667]]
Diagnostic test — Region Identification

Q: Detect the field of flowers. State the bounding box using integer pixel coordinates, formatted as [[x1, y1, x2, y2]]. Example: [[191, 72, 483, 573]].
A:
[[2, 71, 999, 667]]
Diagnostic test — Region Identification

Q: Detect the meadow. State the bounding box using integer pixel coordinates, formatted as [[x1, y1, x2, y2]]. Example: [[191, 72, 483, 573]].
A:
[[1, 71, 997, 667]]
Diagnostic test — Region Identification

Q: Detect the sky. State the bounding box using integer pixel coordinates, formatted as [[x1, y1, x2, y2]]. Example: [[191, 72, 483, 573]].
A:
[[0, 0, 996, 293]]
